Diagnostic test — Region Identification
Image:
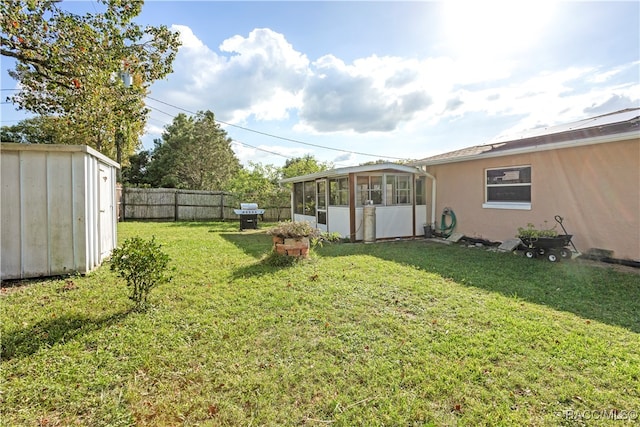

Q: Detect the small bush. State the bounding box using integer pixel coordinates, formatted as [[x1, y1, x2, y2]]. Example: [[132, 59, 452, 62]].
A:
[[110, 236, 171, 310]]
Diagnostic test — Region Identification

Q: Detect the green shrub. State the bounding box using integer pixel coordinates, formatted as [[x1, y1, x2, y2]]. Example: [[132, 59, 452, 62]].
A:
[[267, 221, 321, 239], [110, 236, 171, 310], [517, 222, 558, 239]]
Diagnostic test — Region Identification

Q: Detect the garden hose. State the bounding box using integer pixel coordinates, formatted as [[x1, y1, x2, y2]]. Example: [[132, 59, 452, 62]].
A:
[[440, 207, 457, 238]]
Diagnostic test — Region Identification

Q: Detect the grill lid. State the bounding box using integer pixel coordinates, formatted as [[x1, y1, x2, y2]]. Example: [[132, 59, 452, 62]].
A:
[[235, 202, 263, 215]]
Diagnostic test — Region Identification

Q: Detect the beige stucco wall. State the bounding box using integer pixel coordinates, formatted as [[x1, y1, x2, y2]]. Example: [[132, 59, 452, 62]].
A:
[[425, 138, 640, 261]]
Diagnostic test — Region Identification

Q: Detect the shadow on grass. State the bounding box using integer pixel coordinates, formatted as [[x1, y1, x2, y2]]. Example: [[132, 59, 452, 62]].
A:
[[165, 220, 239, 231], [230, 251, 303, 280], [220, 232, 272, 259], [317, 240, 640, 333], [1, 310, 131, 362]]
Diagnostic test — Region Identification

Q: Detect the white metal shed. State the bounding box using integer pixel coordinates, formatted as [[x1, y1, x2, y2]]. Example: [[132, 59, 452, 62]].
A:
[[1, 143, 120, 280]]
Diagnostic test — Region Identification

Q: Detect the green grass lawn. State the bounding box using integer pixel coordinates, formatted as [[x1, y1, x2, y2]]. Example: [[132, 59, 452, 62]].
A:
[[2, 221, 639, 426]]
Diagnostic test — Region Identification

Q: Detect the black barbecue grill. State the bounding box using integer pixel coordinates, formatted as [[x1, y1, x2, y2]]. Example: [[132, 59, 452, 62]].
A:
[[234, 203, 265, 230]]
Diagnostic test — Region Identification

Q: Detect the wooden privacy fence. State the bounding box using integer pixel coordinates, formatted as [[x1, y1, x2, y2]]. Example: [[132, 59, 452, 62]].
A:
[[116, 187, 290, 222]]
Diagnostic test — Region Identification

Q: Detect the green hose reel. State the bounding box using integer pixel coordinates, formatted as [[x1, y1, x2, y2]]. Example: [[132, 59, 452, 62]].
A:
[[440, 207, 457, 238]]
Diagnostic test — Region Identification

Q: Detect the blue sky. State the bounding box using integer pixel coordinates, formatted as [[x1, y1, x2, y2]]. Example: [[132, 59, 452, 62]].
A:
[[2, 1, 639, 167]]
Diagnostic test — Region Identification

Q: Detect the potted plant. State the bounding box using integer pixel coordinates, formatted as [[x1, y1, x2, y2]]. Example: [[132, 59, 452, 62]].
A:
[[267, 221, 321, 258], [516, 222, 558, 239]]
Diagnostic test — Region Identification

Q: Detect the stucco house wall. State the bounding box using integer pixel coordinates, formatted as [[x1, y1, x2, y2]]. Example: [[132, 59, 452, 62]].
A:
[[424, 138, 639, 261]]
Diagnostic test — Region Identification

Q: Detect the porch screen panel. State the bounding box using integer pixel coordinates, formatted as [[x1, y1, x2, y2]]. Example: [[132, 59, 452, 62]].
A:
[[293, 182, 304, 214], [356, 175, 383, 205], [304, 181, 315, 215], [329, 178, 348, 206]]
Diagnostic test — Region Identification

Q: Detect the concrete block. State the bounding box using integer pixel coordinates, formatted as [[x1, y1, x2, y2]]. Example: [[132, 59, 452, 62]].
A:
[[498, 238, 522, 252], [446, 233, 465, 243]]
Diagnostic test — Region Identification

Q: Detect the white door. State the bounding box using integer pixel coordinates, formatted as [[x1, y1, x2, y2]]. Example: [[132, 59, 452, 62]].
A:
[[316, 180, 328, 232], [98, 166, 113, 260]]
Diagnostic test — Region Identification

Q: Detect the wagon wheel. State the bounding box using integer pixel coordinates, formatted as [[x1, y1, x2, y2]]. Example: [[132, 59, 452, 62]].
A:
[[547, 252, 559, 263], [524, 249, 537, 259], [559, 248, 572, 259], [537, 248, 546, 255]]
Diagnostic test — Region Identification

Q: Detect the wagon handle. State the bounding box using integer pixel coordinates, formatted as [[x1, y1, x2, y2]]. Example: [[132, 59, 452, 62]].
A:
[[555, 215, 567, 234], [554, 214, 579, 254]]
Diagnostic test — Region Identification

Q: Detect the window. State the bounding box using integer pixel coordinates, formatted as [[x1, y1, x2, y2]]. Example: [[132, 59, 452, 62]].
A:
[[356, 175, 383, 206], [293, 181, 316, 215], [484, 166, 531, 210], [329, 177, 349, 206], [385, 175, 412, 205]]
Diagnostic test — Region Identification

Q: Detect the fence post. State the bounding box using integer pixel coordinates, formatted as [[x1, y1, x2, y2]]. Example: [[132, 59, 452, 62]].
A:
[[221, 193, 224, 220], [174, 190, 178, 221]]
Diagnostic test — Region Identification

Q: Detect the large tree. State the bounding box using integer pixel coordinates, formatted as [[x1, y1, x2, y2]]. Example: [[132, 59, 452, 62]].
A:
[[281, 154, 332, 179], [146, 111, 241, 190], [227, 162, 290, 217], [0, 115, 77, 144], [0, 0, 180, 163]]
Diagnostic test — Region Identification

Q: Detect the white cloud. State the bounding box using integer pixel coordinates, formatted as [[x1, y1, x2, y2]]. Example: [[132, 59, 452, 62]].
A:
[[147, 26, 638, 161], [231, 141, 310, 165], [154, 26, 309, 123]]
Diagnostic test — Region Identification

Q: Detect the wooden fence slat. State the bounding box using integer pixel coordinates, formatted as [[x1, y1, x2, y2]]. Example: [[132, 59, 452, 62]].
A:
[[118, 187, 291, 222]]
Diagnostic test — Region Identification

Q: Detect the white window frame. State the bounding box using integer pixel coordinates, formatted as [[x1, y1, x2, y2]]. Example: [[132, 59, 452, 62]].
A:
[[483, 165, 532, 210], [356, 174, 384, 206]]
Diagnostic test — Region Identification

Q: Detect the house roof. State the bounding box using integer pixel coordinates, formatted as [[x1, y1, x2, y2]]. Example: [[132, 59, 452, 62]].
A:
[[412, 108, 640, 166], [280, 163, 426, 184]]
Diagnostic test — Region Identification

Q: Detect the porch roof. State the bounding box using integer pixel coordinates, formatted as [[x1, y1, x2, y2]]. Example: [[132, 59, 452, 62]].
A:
[[280, 162, 426, 184]]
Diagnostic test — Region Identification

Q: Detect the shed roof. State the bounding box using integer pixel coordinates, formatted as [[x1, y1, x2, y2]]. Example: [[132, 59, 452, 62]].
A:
[[280, 163, 425, 184], [1, 143, 121, 169], [412, 108, 640, 166]]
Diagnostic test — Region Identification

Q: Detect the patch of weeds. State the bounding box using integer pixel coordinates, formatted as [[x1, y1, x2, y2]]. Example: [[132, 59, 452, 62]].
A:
[[262, 250, 302, 267]]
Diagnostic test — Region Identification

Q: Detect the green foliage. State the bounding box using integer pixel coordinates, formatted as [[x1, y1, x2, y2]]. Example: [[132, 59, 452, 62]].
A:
[[121, 150, 152, 187], [227, 162, 290, 216], [267, 220, 321, 239], [517, 222, 558, 238], [320, 231, 343, 243], [281, 154, 332, 180], [110, 236, 171, 310], [0, 116, 77, 144], [145, 111, 241, 190], [0, 0, 181, 162]]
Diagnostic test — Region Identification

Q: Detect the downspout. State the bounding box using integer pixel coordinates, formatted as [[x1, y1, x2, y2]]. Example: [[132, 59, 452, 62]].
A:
[[421, 166, 437, 229]]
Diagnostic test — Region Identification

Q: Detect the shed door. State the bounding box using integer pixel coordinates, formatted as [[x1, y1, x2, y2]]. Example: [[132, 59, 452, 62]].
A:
[[98, 166, 113, 260]]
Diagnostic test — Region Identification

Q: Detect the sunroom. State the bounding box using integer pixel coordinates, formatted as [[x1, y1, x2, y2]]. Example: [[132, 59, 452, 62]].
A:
[[280, 163, 432, 242]]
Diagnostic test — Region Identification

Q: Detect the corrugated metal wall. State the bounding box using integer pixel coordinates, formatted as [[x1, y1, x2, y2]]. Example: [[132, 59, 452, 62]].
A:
[[1, 144, 119, 280]]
